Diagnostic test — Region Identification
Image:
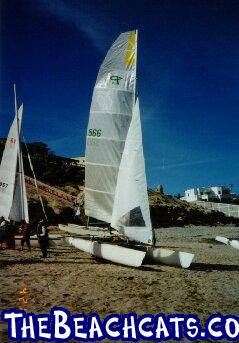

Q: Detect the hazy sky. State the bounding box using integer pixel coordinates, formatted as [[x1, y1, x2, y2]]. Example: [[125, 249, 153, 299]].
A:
[[0, 0, 239, 194]]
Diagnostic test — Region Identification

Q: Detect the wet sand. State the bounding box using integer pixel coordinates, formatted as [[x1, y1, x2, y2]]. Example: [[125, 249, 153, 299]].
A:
[[0, 225, 239, 342]]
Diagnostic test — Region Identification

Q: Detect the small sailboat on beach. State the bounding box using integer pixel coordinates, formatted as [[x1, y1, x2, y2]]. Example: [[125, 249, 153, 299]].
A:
[[215, 236, 239, 250], [0, 85, 29, 223], [0, 86, 53, 248], [64, 30, 194, 268]]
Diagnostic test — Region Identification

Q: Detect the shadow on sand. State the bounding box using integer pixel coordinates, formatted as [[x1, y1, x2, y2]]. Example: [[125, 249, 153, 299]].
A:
[[140, 265, 162, 272], [0, 256, 108, 267], [190, 262, 239, 272]]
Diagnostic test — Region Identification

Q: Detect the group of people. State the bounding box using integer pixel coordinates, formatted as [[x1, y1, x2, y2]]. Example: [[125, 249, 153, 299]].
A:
[[0, 216, 49, 258]]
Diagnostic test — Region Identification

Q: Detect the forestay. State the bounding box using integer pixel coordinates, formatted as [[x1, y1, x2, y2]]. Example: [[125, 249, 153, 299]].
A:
[[85, 30, 137, 223], [0, 105, 23, 220], [111, 98, 154, 245]]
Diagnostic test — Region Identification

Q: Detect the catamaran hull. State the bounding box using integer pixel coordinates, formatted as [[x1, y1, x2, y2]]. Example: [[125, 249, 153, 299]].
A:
[[215, 236, 229, 245], [216, 236, 239, 250], [66, 237, 146, 267], [230, 240, 239, 250], [15, 235, 64, 247], [58, 224, 113, 237], [146, 247, 194, 269]]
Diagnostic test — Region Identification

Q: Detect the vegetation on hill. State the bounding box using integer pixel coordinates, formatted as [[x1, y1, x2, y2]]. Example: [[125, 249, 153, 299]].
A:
[[23, 142, 84, 188], [0, 140, 85, 188]]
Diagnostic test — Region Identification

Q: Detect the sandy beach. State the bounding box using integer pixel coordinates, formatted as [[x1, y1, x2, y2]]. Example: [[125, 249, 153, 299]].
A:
[[0, 225, 239, 342]]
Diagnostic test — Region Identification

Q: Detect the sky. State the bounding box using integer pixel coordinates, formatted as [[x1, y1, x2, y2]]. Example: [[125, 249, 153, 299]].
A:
[[0, 0, 239, 195]]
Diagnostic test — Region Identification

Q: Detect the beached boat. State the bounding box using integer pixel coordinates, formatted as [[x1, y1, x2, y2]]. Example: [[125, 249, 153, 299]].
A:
[[0, 85, 29, 223], [58, 223, 114, 237], [0, 85, 48, 227], [215, 236, 239, 250], [63, 30, 194, 268]]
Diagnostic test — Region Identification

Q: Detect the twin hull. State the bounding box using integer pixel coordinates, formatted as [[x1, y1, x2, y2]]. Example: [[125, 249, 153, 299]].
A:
[[66, 236, 194, 268]]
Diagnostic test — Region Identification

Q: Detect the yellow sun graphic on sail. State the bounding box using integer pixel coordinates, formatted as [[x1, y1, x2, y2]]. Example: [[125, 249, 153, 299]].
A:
[[124, 31, 136, 67]]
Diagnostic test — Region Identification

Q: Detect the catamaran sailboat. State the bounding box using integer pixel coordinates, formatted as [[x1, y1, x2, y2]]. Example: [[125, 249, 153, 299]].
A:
[[63, 30, 194, 268], [0, 85, 29, 223]]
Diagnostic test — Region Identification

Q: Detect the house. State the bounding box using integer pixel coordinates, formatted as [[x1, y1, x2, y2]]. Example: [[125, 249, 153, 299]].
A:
[[71, 156, 85, 167], [181, 186, 237, 203]]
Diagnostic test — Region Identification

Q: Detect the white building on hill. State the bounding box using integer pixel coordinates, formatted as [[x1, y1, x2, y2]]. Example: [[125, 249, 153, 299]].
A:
[[71, 156, 85, 167], [181, 186, 236, 203]]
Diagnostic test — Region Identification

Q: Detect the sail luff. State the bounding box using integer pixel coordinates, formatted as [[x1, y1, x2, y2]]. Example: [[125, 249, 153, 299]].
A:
[[133, 29, 138, 106], [14, 84, 25, 220]]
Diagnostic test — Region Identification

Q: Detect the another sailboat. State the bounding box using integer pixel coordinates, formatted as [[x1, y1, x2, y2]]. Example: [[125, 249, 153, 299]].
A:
[[0, 85, 29, 223], [215, 236, 239, 250], [65, 31, 194, 268]]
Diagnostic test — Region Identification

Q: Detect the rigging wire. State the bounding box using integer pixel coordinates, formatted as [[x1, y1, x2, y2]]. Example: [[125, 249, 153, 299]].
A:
[[22, 135, 48, 222]]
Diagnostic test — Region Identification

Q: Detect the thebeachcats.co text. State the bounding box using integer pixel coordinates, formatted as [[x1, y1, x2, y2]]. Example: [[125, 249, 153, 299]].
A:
[[1, 307, 239, 342]]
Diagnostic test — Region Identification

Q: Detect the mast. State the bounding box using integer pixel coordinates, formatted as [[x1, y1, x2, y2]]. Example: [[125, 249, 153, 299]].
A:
[[14, 84, 25, 221], [133, 29, 138, 106]]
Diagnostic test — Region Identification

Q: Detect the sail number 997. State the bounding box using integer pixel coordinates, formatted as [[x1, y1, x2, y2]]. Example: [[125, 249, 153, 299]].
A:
[[88, 129, 102, 137], [0, 181, 8, 188]]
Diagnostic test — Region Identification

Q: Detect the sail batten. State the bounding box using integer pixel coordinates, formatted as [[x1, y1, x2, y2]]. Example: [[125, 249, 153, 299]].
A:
[[85, 31, 137, 223], [87, 163, 120, 168], [85, 187, 115, 195], [92, 111, 132, 116]]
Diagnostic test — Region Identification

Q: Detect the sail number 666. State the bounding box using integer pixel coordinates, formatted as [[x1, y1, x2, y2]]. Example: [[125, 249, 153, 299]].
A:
[[88, 129, 102, 137]]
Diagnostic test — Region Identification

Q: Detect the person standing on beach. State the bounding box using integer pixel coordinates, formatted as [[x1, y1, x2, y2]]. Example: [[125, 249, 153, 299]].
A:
[[0, 216, 7, 249], [37, 219, 49, 258], [6, 220, 17, 249], [19, 220, 31, 252]]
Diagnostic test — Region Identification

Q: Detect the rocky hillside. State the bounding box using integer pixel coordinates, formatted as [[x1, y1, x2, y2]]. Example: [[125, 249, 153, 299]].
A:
[[148, 189, 237, 227], [1, 140, 238, 227], [73, 188, 237, 228]]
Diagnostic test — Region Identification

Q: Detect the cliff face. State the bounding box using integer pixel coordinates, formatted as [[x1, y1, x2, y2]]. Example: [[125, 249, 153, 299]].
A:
[[1, 141, 238, 227]]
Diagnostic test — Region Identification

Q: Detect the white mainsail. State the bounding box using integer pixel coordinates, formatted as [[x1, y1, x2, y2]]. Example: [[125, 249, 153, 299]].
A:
[[111, 98, 154, 245], [9, 153, 29, 223], [85, 30, 137, 223], [0, 104, 23, 220]]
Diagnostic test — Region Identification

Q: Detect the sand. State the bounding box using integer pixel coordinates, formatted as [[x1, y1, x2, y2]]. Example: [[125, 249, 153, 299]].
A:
[[0, 225, 239, 342]]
